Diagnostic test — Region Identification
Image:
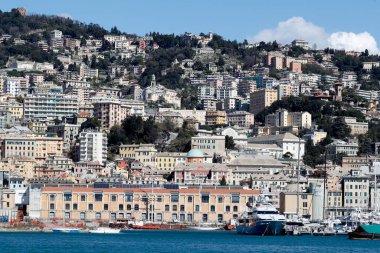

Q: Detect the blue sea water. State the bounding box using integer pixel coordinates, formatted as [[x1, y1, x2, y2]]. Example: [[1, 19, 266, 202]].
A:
[[1, 230, 379, 253]]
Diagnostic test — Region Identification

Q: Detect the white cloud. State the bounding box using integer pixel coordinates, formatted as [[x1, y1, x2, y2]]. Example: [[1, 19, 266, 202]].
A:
[[250, 17, 328, 48], [249, 17, 380, 54], [328, 32, 380, 54]]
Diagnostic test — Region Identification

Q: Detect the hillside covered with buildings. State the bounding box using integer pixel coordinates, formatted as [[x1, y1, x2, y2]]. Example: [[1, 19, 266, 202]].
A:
[[0, 7, 380, 226]]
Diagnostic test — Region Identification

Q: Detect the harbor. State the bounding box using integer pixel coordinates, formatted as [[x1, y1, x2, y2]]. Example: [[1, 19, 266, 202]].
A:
[[0, 230, 379, 253]]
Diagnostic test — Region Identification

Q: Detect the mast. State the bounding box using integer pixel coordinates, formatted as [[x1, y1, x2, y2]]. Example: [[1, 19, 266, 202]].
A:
[[296, 136, 301, 217], [323, 152, 327, 220]]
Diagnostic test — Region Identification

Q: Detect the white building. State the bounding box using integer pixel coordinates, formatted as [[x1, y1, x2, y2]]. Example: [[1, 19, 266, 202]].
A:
[[79, 130, 108, 165], [23, 93, 79, 120], [191, 135, 226, 156], [265, 109, 312, 129], [248, 132, 305, 160]]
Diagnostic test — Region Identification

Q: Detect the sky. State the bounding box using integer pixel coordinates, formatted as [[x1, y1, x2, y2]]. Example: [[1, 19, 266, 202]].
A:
[[2, 0, 380, 53]]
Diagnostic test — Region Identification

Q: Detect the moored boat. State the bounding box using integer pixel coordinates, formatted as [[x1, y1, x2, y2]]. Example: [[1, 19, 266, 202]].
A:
[[236, 202, 286, 236], [88, 227, 121, 234], [52, 227, 81, 233], [349, 224, 380, 240], [188, 225, 221, 231]]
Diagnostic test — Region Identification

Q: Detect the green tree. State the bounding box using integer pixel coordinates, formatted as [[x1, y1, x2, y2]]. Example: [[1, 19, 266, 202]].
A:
[[331, 117, 351, 139], [220, 176, 227, 186], [81, 118, 101, 130], [225, 135, 235, 150]]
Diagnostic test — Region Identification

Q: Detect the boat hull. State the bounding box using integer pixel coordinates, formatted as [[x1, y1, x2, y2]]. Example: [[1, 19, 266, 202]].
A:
[[52, 229, 80, 233], [349, 232, 380, 240], [236, 220, 285, 235]]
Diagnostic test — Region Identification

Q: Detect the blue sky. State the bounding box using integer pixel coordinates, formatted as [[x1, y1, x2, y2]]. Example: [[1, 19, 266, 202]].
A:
[[2, 0, 380, 52]]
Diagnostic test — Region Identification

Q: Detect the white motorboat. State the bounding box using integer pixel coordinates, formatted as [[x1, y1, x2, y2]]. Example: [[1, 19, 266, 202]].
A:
[[188, 225, 220, 231], [52, 227, 81, 233], [89, 227, 121, 234]]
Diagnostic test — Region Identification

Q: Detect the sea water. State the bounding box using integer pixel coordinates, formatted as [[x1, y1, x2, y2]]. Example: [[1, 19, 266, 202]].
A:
[[0, 230, 379, 253]]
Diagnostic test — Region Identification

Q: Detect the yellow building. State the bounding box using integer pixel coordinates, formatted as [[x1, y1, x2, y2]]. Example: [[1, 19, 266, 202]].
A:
[[279, 192, 313, 218], [37, 186, 259, 224], [155, 152, 186, 172], [34, 136, 64, 163], [205, 110, 227, 125], [119, 144, 157, 167], [250, 89, 278, 115], [0, 101, 24, 119]]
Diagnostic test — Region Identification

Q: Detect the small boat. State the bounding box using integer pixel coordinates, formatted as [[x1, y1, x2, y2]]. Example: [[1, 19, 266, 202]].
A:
[[89, 227, 121, 234], [52, 227, 81, 233], [131, 224, 160, 230], [349, 224, 380, 240], [188, 225, 220, 231]]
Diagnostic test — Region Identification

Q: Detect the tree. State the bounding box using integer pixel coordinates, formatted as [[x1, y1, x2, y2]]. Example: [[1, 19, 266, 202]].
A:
[[193, 61, 204, 71], [225, 135, 235, 150], [81, 118, 101, 130], [15, 95, 24, 103], [216, 56, 225, 67], [331, 117, 351, 139], [220, 176, 227, 186], [333, 152, 346, 166]]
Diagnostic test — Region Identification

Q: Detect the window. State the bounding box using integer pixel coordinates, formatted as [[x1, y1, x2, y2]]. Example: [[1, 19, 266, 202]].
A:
[[104, 204, 109, 210], [233, 206, 238, 212], [218, 196, 223, 203], [187, 196, 193, 203], [63, 193, 72, 201], [110, 213, 116, 221], [126, 204, 131, 210], [195, 205, 200, 212], [303, 202, 307, 208], [301, 195, 307, 200], [125, 193, 133, 202], [187, 214, 193, 222], [49, 212, 55, 219], [218, 214, 223, 223], [202, 214, 208, 223], [88, 204, 93, 210], [81, 195, 86, 201], [231, 194, 240, 203], [172, 205, 178, 211], [111, 195, 117, 202], [119, 204, 124, 211], [157, 196, 162, 202], [180, 214, 185, 222], [180, 205, 185, 212], [95, 213, 101, 219], [95, 193, 103, 202], [134, 204, 139, 211], [50, 203, 55, 210], [172, 213, 178, 221], [50, 194, 55, 201], [201, 194, 209, 203], [157, 213, 163, 222], [210, 205, 215, 212], [165, 205, 170, 211], [65, 212, 70, 219], [171, 193, 179, 202], [118, 213, 124, 219], [80, 212, 85, 220], [73, 203, 78, 210], [65, 203, 70, 210], [226, 206, 230, 212]]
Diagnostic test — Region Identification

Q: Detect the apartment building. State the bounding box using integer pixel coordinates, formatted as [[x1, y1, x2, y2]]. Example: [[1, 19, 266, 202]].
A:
[[0, 134, 63, 161], [265, 109, 312, 129], [119, 144, 156, 160], [342, 170, 369, 212], [226, 111, 254, 128], [326, 139, 359, 160], [79, 131, 108, 165], [343, 117, 368, 135], [0, 101, 23, 119], [47, 123, 81, 151], [23, 93, 79, 120], [35, 186, 259, 224], [155, 152, 187, 172], [250, 89, 278, 115], [205, 111, 227, 125], [191, 135, 226, 155], [93, 99, 128, 130]]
